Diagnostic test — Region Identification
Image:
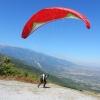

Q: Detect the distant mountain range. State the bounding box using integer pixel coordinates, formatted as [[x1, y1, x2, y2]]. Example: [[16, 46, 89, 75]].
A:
[[0, 44, 100, 92], [0, 44, 76, 73]]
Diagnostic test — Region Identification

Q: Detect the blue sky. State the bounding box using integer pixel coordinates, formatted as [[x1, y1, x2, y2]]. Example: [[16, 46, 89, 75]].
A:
[[0, 0, 100, 68]]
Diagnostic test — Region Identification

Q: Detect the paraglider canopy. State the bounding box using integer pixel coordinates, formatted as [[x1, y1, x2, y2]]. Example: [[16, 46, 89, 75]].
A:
[[21, 7, 90, 39]]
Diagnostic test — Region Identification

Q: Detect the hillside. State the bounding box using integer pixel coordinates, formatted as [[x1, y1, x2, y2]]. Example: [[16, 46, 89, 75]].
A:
[[0, 53, 96, 93], [0, 55, 67, 86], [11, 58, 72, 86]]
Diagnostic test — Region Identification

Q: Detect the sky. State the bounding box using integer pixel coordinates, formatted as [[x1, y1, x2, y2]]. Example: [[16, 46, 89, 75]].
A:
[[0, 0, 100, 68]]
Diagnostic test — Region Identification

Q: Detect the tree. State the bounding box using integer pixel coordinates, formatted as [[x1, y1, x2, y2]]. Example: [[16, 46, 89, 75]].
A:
[[0, 56, 14, 76], [0, 52, 2, 60], [3, 56, 11, 64], [0, 52, 3, 66]]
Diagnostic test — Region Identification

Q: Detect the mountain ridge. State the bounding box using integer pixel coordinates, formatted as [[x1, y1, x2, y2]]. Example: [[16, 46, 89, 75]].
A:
[[0, 44, 76, 71]]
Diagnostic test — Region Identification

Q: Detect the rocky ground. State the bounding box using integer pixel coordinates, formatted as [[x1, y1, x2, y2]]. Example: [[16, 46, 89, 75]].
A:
[[0, 79, 100, 100]]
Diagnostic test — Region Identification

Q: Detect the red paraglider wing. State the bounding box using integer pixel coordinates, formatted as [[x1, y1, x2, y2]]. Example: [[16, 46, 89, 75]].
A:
[[22, 7, 90, 39]]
